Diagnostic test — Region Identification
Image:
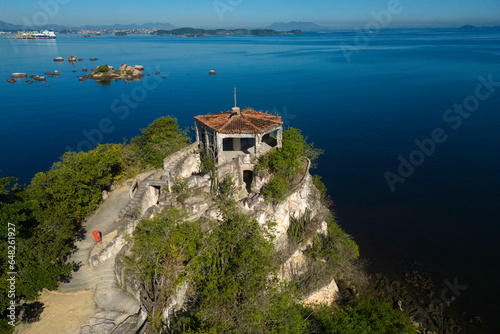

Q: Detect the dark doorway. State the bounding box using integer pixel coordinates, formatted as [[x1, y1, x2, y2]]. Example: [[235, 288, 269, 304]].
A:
[[243, 170, 254, 193]]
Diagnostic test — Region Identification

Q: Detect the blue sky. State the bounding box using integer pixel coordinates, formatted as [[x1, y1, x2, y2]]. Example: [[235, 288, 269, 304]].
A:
[[1, 0, 499, 28]]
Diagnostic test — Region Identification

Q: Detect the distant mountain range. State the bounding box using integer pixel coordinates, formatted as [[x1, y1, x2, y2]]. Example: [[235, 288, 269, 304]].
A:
[[79, 22, 177, 30], [265, 21, 328, 32], [0, 20, 177, 31]]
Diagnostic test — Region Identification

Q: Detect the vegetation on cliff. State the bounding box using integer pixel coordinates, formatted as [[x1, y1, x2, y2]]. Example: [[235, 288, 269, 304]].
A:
[[0, 116, 417, 333], [0, 116, 188, 331], [257, 127, 323, 204]]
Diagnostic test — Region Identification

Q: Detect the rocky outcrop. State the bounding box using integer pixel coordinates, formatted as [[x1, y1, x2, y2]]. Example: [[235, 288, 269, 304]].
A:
[[79, 310, 145, 334], [300, 278, 341, 307], [84, 63, 144, 83], [82, 145, 337, 333], [11, 73, 27, 78], [54, 57, 64, 62]]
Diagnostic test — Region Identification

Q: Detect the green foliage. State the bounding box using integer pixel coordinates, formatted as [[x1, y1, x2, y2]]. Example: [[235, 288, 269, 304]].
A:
[[308, 297, 416, 334], [131, 116, 190, 168], [29, 145, 123, 226], [312, 174, 327, 196], [262, 174, 290, 205], [200, 154, 216, 175], [287, 209, 313, 243], [215, 176, 238, 218], [130, 208, 202, 331], [258, 128, 323, 204], [306, 215, 359, 265], [94, 64, 110, 73], [172, 180, 192, 202]]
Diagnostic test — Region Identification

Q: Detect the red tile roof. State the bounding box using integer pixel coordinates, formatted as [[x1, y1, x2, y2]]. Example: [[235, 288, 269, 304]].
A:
[[195, 108, 283, 134]]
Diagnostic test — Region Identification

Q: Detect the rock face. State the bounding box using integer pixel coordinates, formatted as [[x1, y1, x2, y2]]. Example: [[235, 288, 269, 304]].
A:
[[87, 146, 337, 333], [300, 279, 341, 307]]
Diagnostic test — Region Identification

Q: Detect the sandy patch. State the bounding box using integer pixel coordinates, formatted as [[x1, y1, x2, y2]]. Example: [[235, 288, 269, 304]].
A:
[[16, 289, 98, 334]]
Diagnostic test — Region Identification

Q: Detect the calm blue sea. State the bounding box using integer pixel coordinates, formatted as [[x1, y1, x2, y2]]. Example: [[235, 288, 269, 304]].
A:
[[1, 29, 499, 331]]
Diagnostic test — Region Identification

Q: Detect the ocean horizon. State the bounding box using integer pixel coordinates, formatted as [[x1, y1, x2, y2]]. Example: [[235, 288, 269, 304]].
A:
[[1, 29, 499, 332]]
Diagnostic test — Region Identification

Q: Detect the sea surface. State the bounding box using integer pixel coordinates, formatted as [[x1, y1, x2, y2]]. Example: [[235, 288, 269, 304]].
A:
[[1, 29, 499, 332]]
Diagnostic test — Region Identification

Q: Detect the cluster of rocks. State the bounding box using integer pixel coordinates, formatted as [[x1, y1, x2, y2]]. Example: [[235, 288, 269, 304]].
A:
[[8, 72, 56, 85], [53, 56, 98, 62], [44, 70, 60, 78], [80, 64, 144, 83], [367, 270, 465, 334]]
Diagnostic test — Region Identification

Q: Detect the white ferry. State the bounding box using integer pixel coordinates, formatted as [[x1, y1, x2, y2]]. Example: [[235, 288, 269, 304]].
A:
[[16, 29, 56, 39]]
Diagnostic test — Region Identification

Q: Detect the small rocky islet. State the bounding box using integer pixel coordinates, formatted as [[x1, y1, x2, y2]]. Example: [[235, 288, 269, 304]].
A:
[[79, 64, 145, 83], [7, 56, 153, 84]]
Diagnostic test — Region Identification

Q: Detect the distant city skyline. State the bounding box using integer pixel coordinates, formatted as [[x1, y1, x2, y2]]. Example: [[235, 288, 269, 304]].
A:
[[1, 0, 499, 29]]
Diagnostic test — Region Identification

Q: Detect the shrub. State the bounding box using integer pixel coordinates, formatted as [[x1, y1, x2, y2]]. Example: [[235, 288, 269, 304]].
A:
[[262, 174, 290, 205], [131, 116, 190, 168], [288, 208, 312, 243], [312, 174, 327, 196], [257, 128, 323, 205], [94, 64, 110, 73], [308, 297, 417, 334], [172, 180, 192, 202], [200, 153, 216, 175], [306, 215, 359, 264]]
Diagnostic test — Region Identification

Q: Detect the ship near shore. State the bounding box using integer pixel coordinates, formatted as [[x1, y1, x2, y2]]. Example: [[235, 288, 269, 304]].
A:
[[6, 29, 56, 39]]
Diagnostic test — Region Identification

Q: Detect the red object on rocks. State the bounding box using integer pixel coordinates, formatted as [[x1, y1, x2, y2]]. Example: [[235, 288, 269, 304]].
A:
[[93, 230, 102, 242]]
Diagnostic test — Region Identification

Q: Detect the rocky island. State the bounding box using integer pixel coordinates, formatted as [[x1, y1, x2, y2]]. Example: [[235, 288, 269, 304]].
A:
[[81, 64, 144, 82]]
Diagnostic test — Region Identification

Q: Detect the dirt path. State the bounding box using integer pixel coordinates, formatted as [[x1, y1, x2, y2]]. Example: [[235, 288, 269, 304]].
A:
[[16, 180, 143, 334], [15, 290, 98, 334]]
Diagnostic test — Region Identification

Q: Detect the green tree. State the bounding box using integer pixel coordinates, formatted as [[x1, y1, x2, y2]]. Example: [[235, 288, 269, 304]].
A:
[[129, 208, 202, 332], [131, 116, 190, 168]]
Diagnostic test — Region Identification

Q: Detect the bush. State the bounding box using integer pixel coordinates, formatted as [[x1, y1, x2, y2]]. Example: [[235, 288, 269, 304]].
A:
[[131, 116, 190, 168], [262, 174, 290, 204], [312, 174, 327, 196], [288, 208, 313, 243], [200, 153, 216, 175], [172, 180, 192, 202], [94, 64, 109, 73], [257, 128, 323, 204], [306, 215, 359, 265], [308, 297, 416, 334]]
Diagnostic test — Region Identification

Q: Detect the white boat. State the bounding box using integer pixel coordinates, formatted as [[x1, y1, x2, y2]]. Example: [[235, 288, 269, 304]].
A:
[[17, 29, 56, 39]]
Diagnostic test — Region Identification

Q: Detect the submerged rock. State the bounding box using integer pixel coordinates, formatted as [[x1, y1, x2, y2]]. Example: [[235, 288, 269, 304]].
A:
[[89, 58, 98, 61], [7, 79, 16, 83]]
